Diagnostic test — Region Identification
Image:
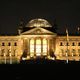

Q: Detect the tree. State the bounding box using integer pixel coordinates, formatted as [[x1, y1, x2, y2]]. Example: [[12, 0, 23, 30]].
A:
[[50, 50, 56, 59], [20, 50, 27, 62]]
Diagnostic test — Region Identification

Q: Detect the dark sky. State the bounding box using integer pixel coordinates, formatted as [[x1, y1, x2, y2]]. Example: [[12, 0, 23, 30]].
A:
[[0, 0, 80, 34]]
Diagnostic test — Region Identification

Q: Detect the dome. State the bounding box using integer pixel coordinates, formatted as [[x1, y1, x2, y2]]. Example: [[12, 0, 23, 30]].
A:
[[26, 18, 52, 28]]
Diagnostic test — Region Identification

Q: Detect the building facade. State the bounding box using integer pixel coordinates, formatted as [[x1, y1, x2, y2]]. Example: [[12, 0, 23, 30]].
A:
[[0, 18, 80, 64]]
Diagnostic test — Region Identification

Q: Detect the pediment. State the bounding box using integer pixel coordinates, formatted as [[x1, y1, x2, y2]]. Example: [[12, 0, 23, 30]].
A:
[[21, 27, 57, 35]]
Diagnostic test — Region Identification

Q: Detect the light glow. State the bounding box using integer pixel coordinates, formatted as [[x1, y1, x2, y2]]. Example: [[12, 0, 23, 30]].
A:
[[30, 39, 34, 53], [43, 39, 47, 54], [36, 39, 41, 56]]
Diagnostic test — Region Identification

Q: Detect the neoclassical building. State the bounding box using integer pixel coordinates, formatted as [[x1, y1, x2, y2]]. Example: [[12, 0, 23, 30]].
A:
[[0, 18, 80, 64]]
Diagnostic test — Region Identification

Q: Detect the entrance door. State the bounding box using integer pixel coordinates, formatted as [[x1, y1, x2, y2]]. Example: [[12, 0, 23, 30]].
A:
[[29, 38, 48, 57], [36, 39, 41, 56]]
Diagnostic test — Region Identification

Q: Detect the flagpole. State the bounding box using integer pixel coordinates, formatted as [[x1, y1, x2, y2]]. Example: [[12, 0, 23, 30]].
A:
[[66, 29, 69, 64], [66, 43, 68, 64]]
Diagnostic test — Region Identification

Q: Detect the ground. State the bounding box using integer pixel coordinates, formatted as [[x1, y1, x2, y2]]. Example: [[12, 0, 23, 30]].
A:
[[0, 59, 80, 79]]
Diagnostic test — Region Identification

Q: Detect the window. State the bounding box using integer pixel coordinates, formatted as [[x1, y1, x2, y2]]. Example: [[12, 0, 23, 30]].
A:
[[66, 42, 69, 46], [60, 42, 63, 46], [61, 49, 64, 56], [8, 42, 11, 46], [7, 49, 10, 56], [61, 49, 64, 53], [78, 43, 80, 46], [78, 49, 80, 56], [13, 49, 16, 56], [65, 49, 70, 56], [72, 42, 75, 46], [2, 43, 5, 46], [67, 49, 70, 56], [72, 49, 76, 56], [7, 49, 11, 57], [1, 49, 5, 56], [14, 42, 17, 46]]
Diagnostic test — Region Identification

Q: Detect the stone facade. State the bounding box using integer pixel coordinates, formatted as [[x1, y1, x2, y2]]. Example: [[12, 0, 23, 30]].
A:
[[0, 18, 80, 64]]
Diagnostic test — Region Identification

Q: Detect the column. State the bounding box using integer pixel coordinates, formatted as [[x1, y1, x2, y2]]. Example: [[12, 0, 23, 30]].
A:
[[47, 39, 50, 56], [47, 39, 48, 56], [0, 48, 1, 63], [34, 38, 36, 57], [28, 38, 30, 56], [41, 38, 43, 56]]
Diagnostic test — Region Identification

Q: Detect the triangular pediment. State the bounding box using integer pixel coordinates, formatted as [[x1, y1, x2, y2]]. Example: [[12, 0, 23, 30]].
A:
[[21, 27, 56, 35]]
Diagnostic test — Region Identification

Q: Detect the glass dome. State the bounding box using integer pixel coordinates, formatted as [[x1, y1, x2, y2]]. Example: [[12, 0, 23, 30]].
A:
[[26, 18, 52, 28]]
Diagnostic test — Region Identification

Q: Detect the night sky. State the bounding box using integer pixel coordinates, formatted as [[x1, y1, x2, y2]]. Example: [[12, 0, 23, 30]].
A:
[[0, 0, 80, 35]]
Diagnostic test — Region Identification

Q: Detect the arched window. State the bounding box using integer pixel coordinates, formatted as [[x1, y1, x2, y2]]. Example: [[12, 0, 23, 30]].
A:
[[60, 42, 63, 46], [14, 42, 17, 46], [78, 43, 80, 46], [2, 43, 5, 46], [72, 42, 75, 46], [66, 42, 69, 46], [8, 42, 11, 46]]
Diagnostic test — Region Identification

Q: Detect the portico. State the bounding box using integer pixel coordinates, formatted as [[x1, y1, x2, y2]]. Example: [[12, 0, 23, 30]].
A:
[[18, 19, 57, 60]]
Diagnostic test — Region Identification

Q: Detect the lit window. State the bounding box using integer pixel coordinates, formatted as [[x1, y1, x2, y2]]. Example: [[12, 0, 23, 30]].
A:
[[43, 39, 47, 54], [36, 39, 41, 56], [30, 39, 34, 53]]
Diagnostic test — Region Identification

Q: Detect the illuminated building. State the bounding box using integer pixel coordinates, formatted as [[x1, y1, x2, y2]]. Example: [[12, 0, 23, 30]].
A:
[[0, 18, 80, 64]]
